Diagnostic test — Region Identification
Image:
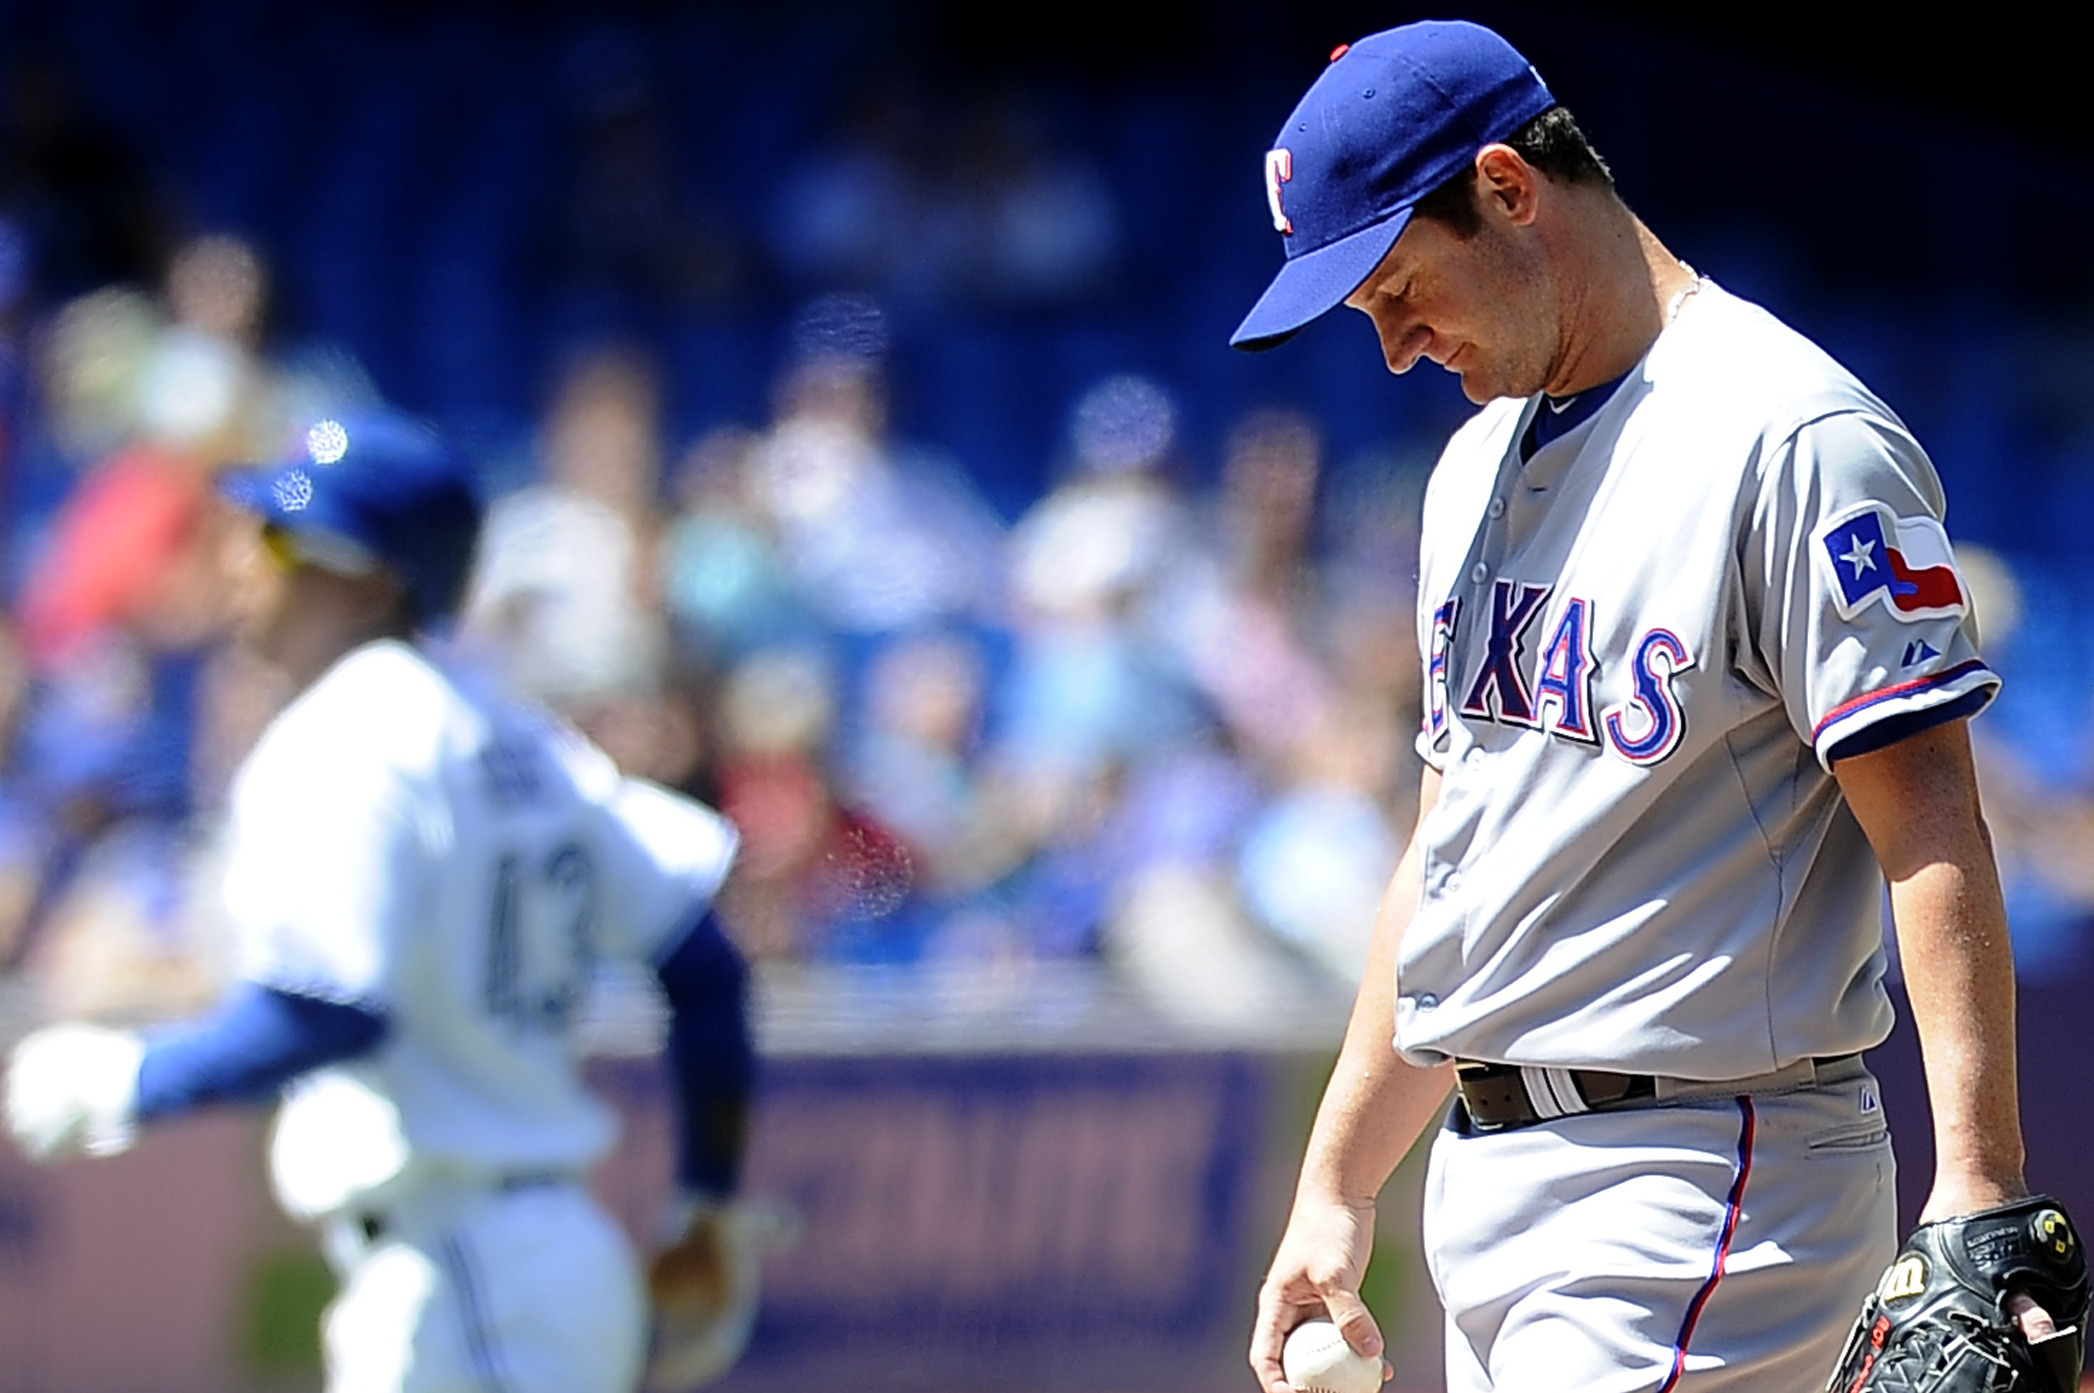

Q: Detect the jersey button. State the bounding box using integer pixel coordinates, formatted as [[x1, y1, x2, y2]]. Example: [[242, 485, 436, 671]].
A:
[[1487, 498, 1506, 519], [1470, 562, 1489, 584]]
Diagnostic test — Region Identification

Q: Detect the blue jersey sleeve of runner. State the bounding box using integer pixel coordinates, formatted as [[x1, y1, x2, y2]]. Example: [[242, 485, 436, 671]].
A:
[[134, 985, 390, 1121], [652, 908, 754, 1198]]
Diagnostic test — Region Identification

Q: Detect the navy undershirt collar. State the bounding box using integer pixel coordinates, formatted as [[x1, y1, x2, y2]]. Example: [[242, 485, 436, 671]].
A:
[[1520, 369, 1630, 462]]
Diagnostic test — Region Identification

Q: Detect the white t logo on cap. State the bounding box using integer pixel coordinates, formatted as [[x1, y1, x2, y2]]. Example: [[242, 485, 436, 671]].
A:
[[1265, 149, 1294, 234]]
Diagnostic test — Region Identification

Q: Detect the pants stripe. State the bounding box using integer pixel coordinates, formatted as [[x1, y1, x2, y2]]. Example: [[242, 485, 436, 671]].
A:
[[440, 1234, 514, 1393], [1656, 1096, 1757, 1393]]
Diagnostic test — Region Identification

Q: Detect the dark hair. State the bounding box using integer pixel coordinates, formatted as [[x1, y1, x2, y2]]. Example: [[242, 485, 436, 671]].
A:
[[1411, 106, 1614, 238]]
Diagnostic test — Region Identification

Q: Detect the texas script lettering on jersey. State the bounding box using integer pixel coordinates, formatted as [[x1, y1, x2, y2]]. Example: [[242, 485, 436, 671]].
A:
[[1427, 582, 1694, 766]]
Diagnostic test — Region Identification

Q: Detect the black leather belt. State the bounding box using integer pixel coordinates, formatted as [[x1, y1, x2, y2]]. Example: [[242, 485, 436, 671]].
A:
[[1454, 1059, 1655, 1132], [352, 1171, 574, 1243], [1453, 1054, 1863, 1133]]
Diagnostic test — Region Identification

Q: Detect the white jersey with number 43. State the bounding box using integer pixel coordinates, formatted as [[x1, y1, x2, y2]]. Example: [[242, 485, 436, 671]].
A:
[[218, 639, 736, 1221]]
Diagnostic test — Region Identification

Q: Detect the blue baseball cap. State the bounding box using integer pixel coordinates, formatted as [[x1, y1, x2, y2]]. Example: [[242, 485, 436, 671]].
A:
[[1229, 21, 1556, 352], [221, 409, 483, 622]]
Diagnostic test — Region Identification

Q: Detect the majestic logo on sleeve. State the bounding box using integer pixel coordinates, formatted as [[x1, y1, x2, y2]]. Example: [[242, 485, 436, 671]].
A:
[[1815, 504, 1968, 622]]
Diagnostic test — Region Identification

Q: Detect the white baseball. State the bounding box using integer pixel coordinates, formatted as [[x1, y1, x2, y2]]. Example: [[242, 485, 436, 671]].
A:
[[1281, 1318, 1383, 1393]]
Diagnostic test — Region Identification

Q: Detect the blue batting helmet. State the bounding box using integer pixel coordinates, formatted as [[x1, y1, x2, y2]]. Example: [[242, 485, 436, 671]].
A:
[[222, 410, 483, 623]]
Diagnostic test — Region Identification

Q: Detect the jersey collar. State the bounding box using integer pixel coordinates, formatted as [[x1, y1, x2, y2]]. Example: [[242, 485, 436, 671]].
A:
[[1520, 368, 1631, 463]]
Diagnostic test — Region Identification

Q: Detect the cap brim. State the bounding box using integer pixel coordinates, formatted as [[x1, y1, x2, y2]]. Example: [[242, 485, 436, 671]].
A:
[[1229, 208, 1413, 352]]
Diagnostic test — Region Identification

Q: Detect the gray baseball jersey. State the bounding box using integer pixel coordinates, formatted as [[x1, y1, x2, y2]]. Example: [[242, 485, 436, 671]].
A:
[[1399, 281, 1997, 1079]]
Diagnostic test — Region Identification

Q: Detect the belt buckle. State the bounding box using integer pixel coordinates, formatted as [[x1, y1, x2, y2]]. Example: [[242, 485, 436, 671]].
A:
[[1453, 1060, 1532, 1130]]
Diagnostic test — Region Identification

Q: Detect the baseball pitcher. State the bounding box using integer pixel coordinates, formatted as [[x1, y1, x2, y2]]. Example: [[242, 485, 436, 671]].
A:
[[1231, 20, 2086, 1393]]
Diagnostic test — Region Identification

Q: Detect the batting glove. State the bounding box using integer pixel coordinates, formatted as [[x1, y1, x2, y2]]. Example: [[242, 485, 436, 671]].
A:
[[5, 1024, 145, 1161]]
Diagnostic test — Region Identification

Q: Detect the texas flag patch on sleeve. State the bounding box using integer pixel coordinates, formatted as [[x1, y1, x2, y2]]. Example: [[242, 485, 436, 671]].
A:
[[1814, 503, 1969, 622]]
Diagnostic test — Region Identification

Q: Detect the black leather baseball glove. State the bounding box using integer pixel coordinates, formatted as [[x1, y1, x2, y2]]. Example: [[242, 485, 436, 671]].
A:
[[1828, 1194, 2090, 1393]]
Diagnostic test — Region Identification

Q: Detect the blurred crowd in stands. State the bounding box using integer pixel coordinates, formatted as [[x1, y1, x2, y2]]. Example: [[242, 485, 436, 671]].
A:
[[0, 1, 2085, 1039], [0, 224, 1432, 1032]]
